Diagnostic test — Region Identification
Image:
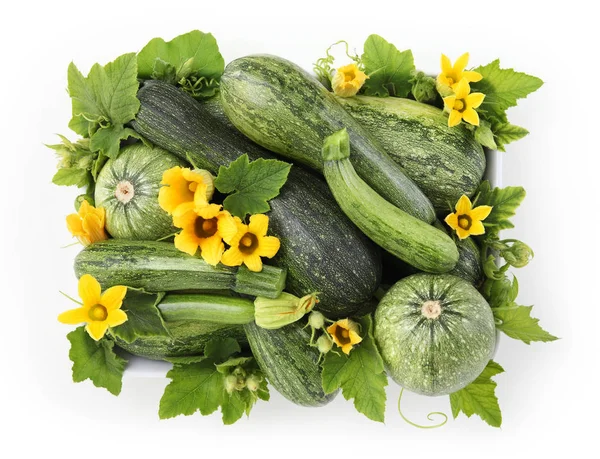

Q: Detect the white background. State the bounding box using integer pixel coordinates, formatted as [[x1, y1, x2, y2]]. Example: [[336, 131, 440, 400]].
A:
[[2, 0, 598, 457]]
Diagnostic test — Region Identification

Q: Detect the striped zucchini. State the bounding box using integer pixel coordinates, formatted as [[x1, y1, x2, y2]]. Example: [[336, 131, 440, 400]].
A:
[[374, 274, 496, 396], [337, 95, 486, 213], [115, 320, 247, 361], [158, 294, 255, 324], [322, 130, 458, 273], [244, 320, 337, 407], [219, 55, 435, 222], [74, 240, 286, 299], [131, 80, 381, 317]]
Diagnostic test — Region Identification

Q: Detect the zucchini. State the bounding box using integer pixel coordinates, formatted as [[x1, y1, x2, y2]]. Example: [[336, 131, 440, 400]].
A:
[[131, 80, 381, 317], [95, 143, 184, 240], [244, 320, 336, 407], [322, 131, 459, 273], [116, 320, 246, 361], [433, 221, 483, 285], [158, 293, 255, 324], [219, 55, 435, 223], [74, 240, 286, 299], [336, 95, 486, 213], [374, 274, 496, 396]]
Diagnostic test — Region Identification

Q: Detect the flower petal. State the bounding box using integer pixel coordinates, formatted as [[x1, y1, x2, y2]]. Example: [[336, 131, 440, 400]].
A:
[[86, 321, 109, 341], [440, 54, 452, 73], [174, 230, 199, 256], [193, 183, 209, 209], [249, 214, 270, 237], [79, 274, 101, 306], [454, 78, 471, 99], [221, 247, 244, 267], [448, 110, 462, 127], [172, 201, 196, 219], [455, 195, 473, 214], [455, 226, 471, 240], [218, 212, 239, 244], [341, 343, 353, 355], [463, 70, 483, 83], [198, 235, 225, 266], [66, 214, 84, 236], [466, 92, 485, 109], [196, 203, 222, 220], [454, 53, 470, 73], [444, 212, 459, 230], [58, 306, 89, 325], [470, 205, 493, 222], [78, 200, 92, 217], [107, 309, 128, 328], [243, 253, 263, 272], [462, 108, 480, 126], [101, 286, 127, 311], [82, 213, 107, 244], [257, 236, 280, 258], [469, 220, 486, 236], [443, 95, 456, 112], [349, 330, 363, 345]]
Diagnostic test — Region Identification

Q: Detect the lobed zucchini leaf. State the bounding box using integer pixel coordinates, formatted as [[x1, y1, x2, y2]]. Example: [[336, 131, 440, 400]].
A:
[[475, 181, 526, 230], [159, 338, 269, 424], [67, 53, 140, 159], [450, 360, 504, 427], [321, 315, 388, 423], [110, 290, 169, 344], [361, 34, 415, 98], [67, 327, 127, 396], [494, 305, 558, 344], [137, 30, 224, 99], [492, 122, 529, 152], [214, 154, 292, 219]]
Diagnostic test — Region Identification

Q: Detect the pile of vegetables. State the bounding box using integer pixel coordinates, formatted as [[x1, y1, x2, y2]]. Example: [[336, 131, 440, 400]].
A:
[[50, 30, 556, 428]]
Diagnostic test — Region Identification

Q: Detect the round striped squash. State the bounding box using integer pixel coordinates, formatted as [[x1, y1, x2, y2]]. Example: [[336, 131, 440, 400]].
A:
[[374, 273, 496, 396], [95, 143, 184, 240]]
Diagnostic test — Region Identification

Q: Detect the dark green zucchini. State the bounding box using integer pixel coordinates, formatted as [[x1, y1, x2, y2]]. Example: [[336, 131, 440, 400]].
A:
[[322, 130, 459, 273], [131, 80, 381, 317], [115, 320, 247, 361], [433, 221, 483, 285], [74, 240, 286, 299], [219, 54, 435, 223], [244, 320, 337, 407], [336, 95, 486, 213]]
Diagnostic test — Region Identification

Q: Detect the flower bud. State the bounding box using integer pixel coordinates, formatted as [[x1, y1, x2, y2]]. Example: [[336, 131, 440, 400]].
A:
[[411, 72, 438, 104], [308, 311, 325, 330], [246, 374, 262, 392], [224, 374, 238, 394], [254, 292, 319, 329], [316, 334, 333, 354]]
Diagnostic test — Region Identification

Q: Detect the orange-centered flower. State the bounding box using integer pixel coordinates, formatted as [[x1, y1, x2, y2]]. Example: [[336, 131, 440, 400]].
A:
[[442, 79, 485, 127], [158, 166, 214, 217], [332, 63, 369, 97], [445, 194, 493, 240], [437, 52, 482, 90], [220, 214, 281, 272], [172, 203, 236, 265], [327, 319, 362, 355], [66, 201, 108, 246], [58, 274, 128, 341]]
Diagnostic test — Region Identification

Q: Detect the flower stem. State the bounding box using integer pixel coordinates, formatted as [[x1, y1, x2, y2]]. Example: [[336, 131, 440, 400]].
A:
[[59, 291, 83, 305]]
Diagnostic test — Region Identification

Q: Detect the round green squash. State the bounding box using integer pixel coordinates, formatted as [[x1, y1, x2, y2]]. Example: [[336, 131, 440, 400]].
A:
[[374, 274, 496, 396], [95, 144, 184, 240]]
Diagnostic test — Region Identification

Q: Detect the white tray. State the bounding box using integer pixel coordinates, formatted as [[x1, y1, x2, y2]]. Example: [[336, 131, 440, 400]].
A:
[[124, 149, 502, 379]]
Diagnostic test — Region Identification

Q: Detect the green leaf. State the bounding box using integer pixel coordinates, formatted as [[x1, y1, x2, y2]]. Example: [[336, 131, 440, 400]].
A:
[[204, 338, 241, 363], [67, 53, 140, 157], [361, 34, 415, 98], [321, 315, 388, 422], [159, 360, 226, 419], [214, 154, 292, 218], [137, 30, 224, 84], [67, 327, 127, 396], [449, 360, 504, 427], [474, 121, 497, 150], [476, 181, 526, 230], [165, 355, 206, 364], [494, 305, 558, 344], [110, 290, 169, 344], [472, 60, 543, 118], [52, 168, 91, 188], [221, 390, 248, 425], [492, 122, 529, 151], [484, 275, 519, 308]]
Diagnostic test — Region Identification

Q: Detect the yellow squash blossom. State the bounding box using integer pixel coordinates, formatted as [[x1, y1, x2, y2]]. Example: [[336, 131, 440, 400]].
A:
[[173, 204, 236, 265], [437, 52, 482, 90], [58, 274, 128, 341], [158, 166, 214, 216], [221, 214, 281, 272], [332, 63, 369, 97], [443, 79, 485, 127], [66, 200, 108, 246], [327, 319, 362, 355], [445, 194, 493, 240]]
